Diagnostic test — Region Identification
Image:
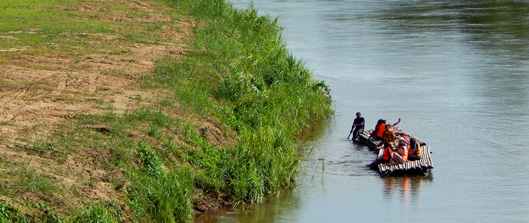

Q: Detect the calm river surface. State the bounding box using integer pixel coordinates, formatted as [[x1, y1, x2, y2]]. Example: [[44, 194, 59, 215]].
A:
[[197, 1, 529, 222]]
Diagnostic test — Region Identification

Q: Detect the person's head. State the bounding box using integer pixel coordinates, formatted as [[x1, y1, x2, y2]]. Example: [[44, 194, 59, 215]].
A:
[[356, 112, 361, 118], [382, 119, 386, 124], [384, 141, 390, 148], [410, 138, 417, 145], [386, 124, 391, 130], [398, 137, 406, 144]]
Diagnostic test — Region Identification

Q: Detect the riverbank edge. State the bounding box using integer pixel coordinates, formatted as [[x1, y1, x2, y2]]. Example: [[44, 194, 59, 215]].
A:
[[0, 0, 332, 222]]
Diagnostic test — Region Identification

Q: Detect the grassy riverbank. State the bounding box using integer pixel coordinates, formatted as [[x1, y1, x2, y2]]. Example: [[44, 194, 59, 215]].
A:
[[0, 0, 332, 222]]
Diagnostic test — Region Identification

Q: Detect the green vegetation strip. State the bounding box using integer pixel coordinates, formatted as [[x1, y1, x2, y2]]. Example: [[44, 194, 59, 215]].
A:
[[0, 0, 332, 222]]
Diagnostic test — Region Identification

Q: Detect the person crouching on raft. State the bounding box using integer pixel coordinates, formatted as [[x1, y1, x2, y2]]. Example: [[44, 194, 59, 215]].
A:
[[391, 137, 408, 164], [366, 141, 393, 169]]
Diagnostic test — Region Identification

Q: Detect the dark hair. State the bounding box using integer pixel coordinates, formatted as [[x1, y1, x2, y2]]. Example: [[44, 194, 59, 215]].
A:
[[356, 112, 361, 116]]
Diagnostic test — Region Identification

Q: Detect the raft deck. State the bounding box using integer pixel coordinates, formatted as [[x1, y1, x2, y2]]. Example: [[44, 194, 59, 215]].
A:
[[357, 129, 434, 176]]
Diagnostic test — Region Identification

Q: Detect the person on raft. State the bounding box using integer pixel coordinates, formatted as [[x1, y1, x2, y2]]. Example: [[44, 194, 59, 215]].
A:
[[382, 124, 397, 148], [369, 118, 401, 141], [408, 137, 421, 161], [349, 112, 365, 142]]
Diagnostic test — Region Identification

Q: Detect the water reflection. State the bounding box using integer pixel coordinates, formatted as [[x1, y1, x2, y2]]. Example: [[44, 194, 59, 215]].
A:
[[194, 190, 301, 223], [382, 174, 433, 207]]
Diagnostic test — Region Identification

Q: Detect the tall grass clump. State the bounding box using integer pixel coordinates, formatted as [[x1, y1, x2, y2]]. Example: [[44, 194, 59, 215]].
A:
[[156, 0, 333, 203], [127, 142, 194, 223]]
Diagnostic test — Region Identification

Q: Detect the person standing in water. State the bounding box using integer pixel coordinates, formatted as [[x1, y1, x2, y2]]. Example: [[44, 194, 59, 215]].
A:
[[349, 112, 365, 142]]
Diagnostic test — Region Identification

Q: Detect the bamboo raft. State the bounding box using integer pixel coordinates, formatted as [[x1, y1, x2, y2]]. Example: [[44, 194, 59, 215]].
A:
[[358, 129, 434, 176]]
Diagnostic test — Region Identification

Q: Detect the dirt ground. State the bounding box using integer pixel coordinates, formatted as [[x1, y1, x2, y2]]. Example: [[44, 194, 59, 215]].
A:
[[0, 0, 228, 219]]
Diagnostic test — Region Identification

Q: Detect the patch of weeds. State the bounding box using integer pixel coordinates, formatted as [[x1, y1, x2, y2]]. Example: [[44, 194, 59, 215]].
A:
[[30, 140, 63, 158], [111, 178, 127, 191], [108, 146, 135, 168], [0, 202, 30, 223], [129, 107, 174, 127], [97, 103, 114, 110], [0, 121, 15, 126], [70, 202, 122, 223], [157, 96, 176, 107], [128, 94, 142, 101], [97, 87, 111, 92], [125, 11, 146, 19], [109, 49, 132, 55], [136, 141, 163, 177], [129, 38, 158, 45], [146, 123, 163, 139], [10, 199, 63, 223], [127, 166, 194, 223], [0, 79, 8, 88], [86, 98, 103, 103], [12, 168, 58, 193], [83, 177, 98, 189], [51, 96, 67, 102], [66, 98, 80, 103], [120, 58, 138, 63], [26, 63, 60, 71]]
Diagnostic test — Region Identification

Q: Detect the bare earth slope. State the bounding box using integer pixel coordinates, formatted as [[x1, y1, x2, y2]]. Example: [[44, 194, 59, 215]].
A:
[[0, 0, 199, 218]]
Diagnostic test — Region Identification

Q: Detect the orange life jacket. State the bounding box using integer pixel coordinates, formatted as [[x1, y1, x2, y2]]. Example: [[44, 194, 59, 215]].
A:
[[376, 123, 386, 138], [382, 146, 393, 160], [410, 143, 421, 156], [397, 144, 408, 161]]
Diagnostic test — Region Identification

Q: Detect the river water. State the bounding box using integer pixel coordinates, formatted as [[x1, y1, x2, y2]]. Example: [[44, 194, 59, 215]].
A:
[[197, 1, 529, 222]]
